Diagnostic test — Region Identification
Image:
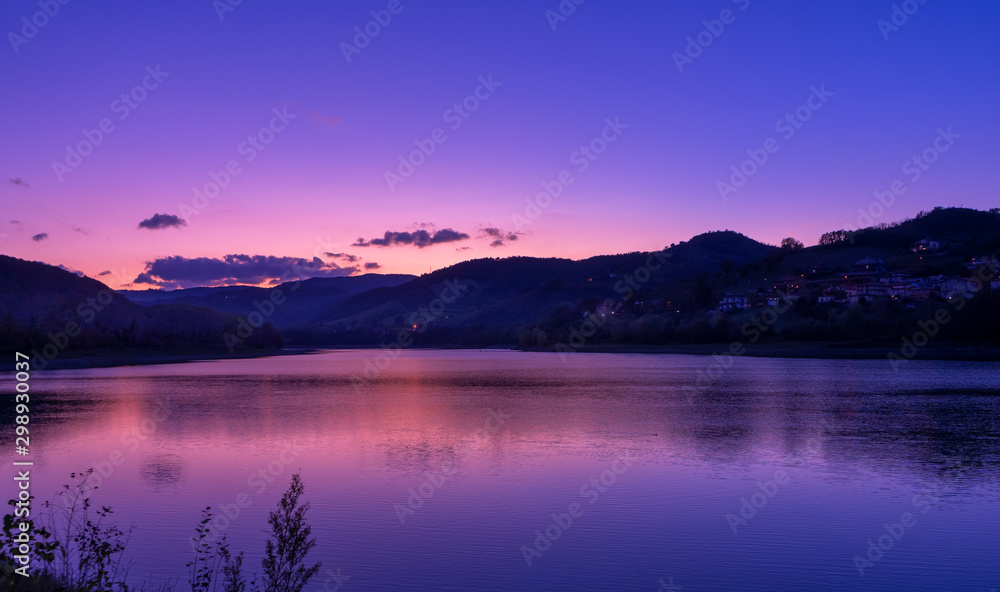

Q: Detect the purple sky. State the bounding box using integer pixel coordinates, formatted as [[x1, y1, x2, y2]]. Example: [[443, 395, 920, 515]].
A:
[[1, 0, 997, 288]]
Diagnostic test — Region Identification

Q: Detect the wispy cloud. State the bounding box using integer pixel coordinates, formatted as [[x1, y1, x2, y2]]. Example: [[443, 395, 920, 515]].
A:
[[32, 232, 48, 242], [480, 226, 523, 247], [9, 178, 29, 188], [138, 213, 187, 230], [325, 252, 360, 263], [353, 228, 470, 248]]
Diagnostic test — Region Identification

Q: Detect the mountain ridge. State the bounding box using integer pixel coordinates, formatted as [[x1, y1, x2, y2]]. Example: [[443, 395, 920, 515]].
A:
[[3, 207, 998, 356]]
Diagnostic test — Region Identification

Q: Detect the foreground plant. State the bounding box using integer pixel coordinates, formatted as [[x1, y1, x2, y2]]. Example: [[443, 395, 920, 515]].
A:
[[186, 472, 319, 592], [188, 507, 245, 592], [0, 469, 133, 591], [256, 472, 320, 592], [0, 470, 320, 592]]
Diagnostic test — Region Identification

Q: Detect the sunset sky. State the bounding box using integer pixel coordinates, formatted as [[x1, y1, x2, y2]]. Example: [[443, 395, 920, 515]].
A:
[[1, 0, 997, 289]]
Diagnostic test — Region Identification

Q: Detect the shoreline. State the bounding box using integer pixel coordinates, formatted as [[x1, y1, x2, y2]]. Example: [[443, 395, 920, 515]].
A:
[[12, 342, 1000, 371], [18, 347, 321, 371], [515, 341, 1000, 361]]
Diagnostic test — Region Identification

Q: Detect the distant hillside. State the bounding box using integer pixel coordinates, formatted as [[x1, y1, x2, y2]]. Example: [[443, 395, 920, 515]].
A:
[[122, 274, 415, 330], [284, 208, 997, 350], [283, 230, 776, 345], [825, 206, 1000, 255], [3, 207, 997, 357], [0, 255, 283, 363]]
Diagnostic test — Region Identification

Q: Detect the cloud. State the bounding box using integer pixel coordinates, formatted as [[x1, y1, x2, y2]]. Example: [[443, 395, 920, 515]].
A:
[[364, 262, 382, 270], [32, 233, 48, 242], [325, 252, 359, 263], [479, 226, 522, 247], [132, 254, 358, 288], [9, 178, 29, 188], [98, 270, 112, 276], [353, 228, 470, 248], [138, 213, 187, 230]]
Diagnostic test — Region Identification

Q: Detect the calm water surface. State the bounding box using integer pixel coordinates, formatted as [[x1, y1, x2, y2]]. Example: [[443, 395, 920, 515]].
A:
[[5, 350, 999, 591]]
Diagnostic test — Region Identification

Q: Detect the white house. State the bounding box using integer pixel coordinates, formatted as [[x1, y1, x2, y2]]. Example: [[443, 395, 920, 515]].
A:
[[910, 238, 941, 252], [719, 294, 749, 312], [847, 283, 890, 304]]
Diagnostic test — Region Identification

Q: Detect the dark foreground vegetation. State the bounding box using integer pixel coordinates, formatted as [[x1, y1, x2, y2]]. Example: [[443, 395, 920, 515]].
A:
[[0, 470, 320, 592]]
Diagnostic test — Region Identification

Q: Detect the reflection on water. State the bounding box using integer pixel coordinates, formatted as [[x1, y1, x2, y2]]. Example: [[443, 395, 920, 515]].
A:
[[4, 350, 999, 591], [139, 453, 184, 490]]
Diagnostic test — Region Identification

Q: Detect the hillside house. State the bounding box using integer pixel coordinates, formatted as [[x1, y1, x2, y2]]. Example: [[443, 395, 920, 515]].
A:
[[719, 294, 750, 312], [771, 274, 804, 293], [847, 282, 893, 304], [902, 284, 935, 300], [939, 278, 981, 300], [853, 257, 887, 274], [966, 256, 999, 273], [879, 271, 910, 285], [910, 238, 941, 252], [764, 292, 789, 306], [818, 289, 847, 304]]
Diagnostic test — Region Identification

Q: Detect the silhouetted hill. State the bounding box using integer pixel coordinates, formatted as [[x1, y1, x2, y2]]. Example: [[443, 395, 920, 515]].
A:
[[823, 207, 1000, 254], [3, 208, 997, 357], [284, 231, 775, 345], [0, 255, 283, 364], [122, 274, 415, 330]]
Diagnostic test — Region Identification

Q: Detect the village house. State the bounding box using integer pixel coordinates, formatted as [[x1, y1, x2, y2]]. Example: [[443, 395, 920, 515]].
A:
[[966, 256, 999, 273], [853, 257, 887, 274], [879, 271, 910, 285], [764, 292, 789, 306], [847, 283, 890, 304], [771, 274, 804, 294], [818, 289, 847, 305], [939, 278, 982, 300], [719, 294, 750, 312], [903, 283, 936, 300], [910, 238, 941, 252]]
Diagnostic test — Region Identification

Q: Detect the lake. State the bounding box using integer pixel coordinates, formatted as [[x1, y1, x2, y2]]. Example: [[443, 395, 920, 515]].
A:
[[6, 350, 999, 591]]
